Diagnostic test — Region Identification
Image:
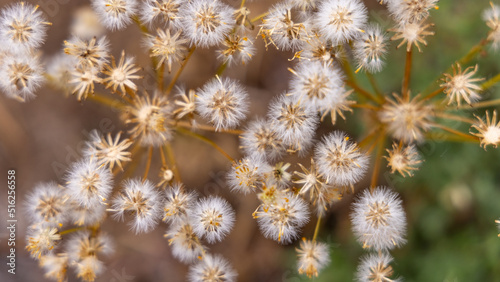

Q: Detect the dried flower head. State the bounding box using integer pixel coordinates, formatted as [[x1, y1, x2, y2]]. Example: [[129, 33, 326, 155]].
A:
[[91, 0, 138, 30], [65, 158, 113, 208], [110, 178, 162, 234], [390, 21, 434, 52], [124, 92, 173, 146], [379, 93, 434, 143], [26, 227, 61, 259], [166, 221, 205, 263], [64, 36, 109, 69], [387, 0, 439, 24], [471, 110, 500, 149], [188, 254, 237, 282], [217, 34, 255, 66], [239, 119, 285, 161], [196, 76, 249, 130], [140, 0, 182, 28], [173, 87, 197, 120], [147, 28, 188, 72], [163, 183, 197, 223], [180, 0, 235, 47], [441, 64, 484, 106], [267, 94, 318, 153], [260, 3, 308, 51], [0, 2, 51, 52], [351, 187, 407, 251], [483, 3, 500, 49], [84, 130, 133, 171], [69, 65, 102, 101], [356, 252, 400, 282], [385, 143, 422, 177], [314, 131, 369, 187], [227, 157, 264, 194], [322, 88, 356, 125], [26, 182, 68, 228], [296, 238, 330, 278], [191, 196, 235, 244], [255, 193, 310, 244], [288, 60, 344, 113], [354, 24, 388, 73], [314, 0, 368, 44], [39, 253, 69, 282], [294, 158, 324, 202], [0, 53, 44, 101], [101, 50, 142, 95]]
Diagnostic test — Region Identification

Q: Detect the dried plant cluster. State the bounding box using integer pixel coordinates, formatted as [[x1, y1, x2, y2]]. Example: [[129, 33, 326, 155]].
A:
[[2, 0, 500, 281]]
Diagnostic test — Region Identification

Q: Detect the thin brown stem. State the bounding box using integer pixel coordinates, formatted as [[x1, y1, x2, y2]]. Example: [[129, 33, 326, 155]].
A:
[[456, 98, 500, 110], [159, 145, 167, 167], [370, 133, 386, 193], [481, 73, 500, 91], [250, 12, 269, 23], [421, 87, 445, 102], [351, 103, 380, 111], [312, 216, 322, 242], [216, 62, 228, 76], [177, 127, 235, 162], [142, 146, 153, 182], [164, 143, 181, 182], [432, 123, 479, 142], [345, 80, 382, 104], [87, 93, 127, 109], [402, 49, 413, 99], [366, 72, 384, 99], [165, 47, 196, 96], [435, 112, 476, 124], [59, 227, 86, 236]]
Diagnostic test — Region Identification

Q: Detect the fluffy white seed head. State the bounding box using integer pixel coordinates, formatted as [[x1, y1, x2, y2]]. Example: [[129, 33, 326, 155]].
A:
[[379, 94, 434, 143], [179, 0, 235, 47], [351, 187, 407, 251], [26, 182, 68, 228], [163, 183, 197, 223], [25, 227, 61, 259], [123, 93, 174, 146], [66, 230, 114, 262], [260, 3, 309, 51], [471, 110, 500, 149], [296, 238, 330, 278], [354, 24, 388, 73], [147, 28, 188, 73], [83, 130, 133, 172], [255, 193, 310, 244], [140, 0, 182, 28], [289, 60, 344, 113], [39, 253, 69, 282], [356, 252, 400, 282], [385, 143, 422, 177], [0, 53, 44, 101], [91, 0, 138, 30], [387, 0, 438, 24], [0, 2, 50, 52], [64, 36, 110, 69], [166, 221, 205, 263], [68, 200, 107, 227], [227, 157, 264, 194], [314, 0, 368, 44], [196, 76, 249, 131], [110, 178, 162, 234], [267, 94, 319, 154], [191, 196, 235, 244], [441, 64, 483, 106], [240, 119, 286, 161], [390, 21, 434, 52], [188, 254, 237, 282], [484, 3, 500, 49], [217, 34, 256, 66], [65, 158, 114, 209], [314, 131, 369, 187]]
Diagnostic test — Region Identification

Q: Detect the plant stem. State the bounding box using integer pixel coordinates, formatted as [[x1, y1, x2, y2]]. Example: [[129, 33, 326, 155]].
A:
[[351, 103, 380, 111], [435, 112, 476, 124], [312, 216, 322, 242], [87, 93, 127, 110], [366, 72, 384, 99], [176, 127, 235, 162], [481, 73, 500, 91], [402, 49, 413, 99], [216, 62, 228, 76], [165, 47, 196, 96], [456, 98, 500, 110], [421, 87, 444, 102], [165, 143, 182, 182], [345, 81, 382, 104], [370, 134, 386, 193], [432, 123, 478, 142], [59, 227, 86, 236], [250, 12, 269, 23], [142, 146, 153, 182]]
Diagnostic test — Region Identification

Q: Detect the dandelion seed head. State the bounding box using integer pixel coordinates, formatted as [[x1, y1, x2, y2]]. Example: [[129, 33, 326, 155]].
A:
[[356, 252, 400, 282], [26, 182, 68, 228], [163, 183, 197, 223], [191, 196, 235, 244], [91, 0, 138, 30], [240, 119, 286, 161], [351, 187, 407, 251], [387, 0, 439, 24], [354, 24, 388, 73], [147, 28, 188, 73], [188, 254, 237, 282], [166, 221, 205, 263], [196, 76, 249, 131], [385, 143, 422, 177], [140, 0, 182, 28], [26, 227, 61, 259], [296, 238, 330, 278], [0, 53, 44, 101]]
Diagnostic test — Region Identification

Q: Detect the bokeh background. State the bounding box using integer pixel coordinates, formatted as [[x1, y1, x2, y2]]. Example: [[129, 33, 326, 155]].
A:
[[1, 0, 500, 281]]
